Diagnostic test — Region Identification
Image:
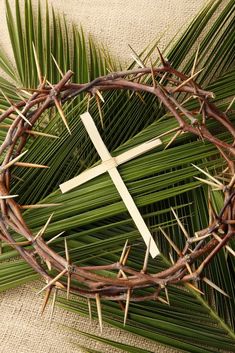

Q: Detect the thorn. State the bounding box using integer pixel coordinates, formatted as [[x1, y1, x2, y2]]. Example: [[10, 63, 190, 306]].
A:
[[51, 53, 64, 77], [88, 298, 92, 321], [142, 238, 151, 273], [172, 68, 204, 93], [191, 45, 200, 76], [164, 286, 170, 305], [1, 150, 28, 171], [20, 89, 33, 97], [164, 130, 181, 150], [157, 296, 168, 305], [212, 233, 235, 257], [119, 269, 127, 279], [86, 93, 91, 112], [124, 288, 131, 327], [159, 71, 168, 85], [13, 105, 32, 126], [203, 277, 230, 297], [45, 259, 52, 271], [159, 227, 181, 255], [95, 293, 103, 333], [64, 238, 70, 263], [64, 238, 71, 300], [40, 287, 52, 315], [14, 162, 49, 169], [37, 268, 67, 295], [194, 177, 223, 190], [150, 127, 181, 141], [186, 282, 204, 295], [171, 207, 190, 239], [119, 240, 128, 265], [32, 42, 43, 84], [135, 91, 146, 104], [117, 241, 131, 278], [188, 233, 210, 244], [25, 130, 59, 139], [95, 95, 104, 129], [192, 164, 224, 187], [0, 194, 18, 199], [0, 89, 14, 106], [150, 58, 156, 89], [208, 198, 218, 223], [49, 288, 58, 323], [128, 44, 145, 68], [169, 252, 175, 265], [185, 262, 193, 275], [96, 90, 105, 103], [34, 213, 54, 241], [46, 231, 65, 245], [21, 203, 62, 209], [225, 95, 235, 113], [156, 47, 167, 67], [54, 98, 71, 135]]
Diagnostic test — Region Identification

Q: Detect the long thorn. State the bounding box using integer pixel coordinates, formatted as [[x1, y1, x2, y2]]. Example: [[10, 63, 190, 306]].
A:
[[1, 150, 28, 171], [164, 130, 181, 150], [142, 238, 151, 273], [124, 288, 131, 327], [40, 287, 52, 315], [95, 95, 104, 129], [172, 68, 204, 93], [156, 47, 167, 66], [26, 130, 59, 139], [150, 58, 156, 89], [64, 238, 71, 300], [171, 207, 189, 239], [186, 282, 204, 295], [54, 98, 71, 135], [0, 194, 18, 199], [128, 44, 145, 68], [95, 293, 103, 333], [14, 105, 32, 126], [51, 53, 64, 77], [191, 45, 200, 76], [32, 42, 43, 84], [119, 240, 128, 265], [21, 203, 62, 209], [88, 298, 92, 321], [192, 164, 224, 187], [212, 233, 235, 257], [194, 176, 223, 190], [203, 277, 229, 297], [46, 231, 65, 245], [37, 268, 67, 295], [225, 95, 235, 113], [34, 213, 54, 241], [164, 286, 170, 305], [159, 227, 181, 255], [15, 162, 49, 169], [49, 288, 58, 323]]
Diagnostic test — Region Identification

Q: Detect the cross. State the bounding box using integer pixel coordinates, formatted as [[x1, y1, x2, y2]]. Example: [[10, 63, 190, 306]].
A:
[[59, 112, 162, 258]]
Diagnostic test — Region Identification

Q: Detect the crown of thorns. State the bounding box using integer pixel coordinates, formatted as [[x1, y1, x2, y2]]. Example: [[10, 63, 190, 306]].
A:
[[0, 51, 234, 330]]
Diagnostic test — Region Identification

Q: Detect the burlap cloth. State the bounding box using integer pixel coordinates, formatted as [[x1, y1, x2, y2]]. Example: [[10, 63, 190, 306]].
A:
[[0, 1, 208, 352]]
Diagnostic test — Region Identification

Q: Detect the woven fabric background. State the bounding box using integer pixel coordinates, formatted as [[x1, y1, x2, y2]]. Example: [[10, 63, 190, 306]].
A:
[[0, 1, 208, 352]]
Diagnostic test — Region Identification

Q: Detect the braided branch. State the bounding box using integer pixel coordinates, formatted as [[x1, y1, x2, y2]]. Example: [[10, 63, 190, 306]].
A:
[[0, 59, 234, 322]]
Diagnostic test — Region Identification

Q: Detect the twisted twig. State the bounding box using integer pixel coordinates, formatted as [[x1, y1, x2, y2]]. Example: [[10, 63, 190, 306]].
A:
[[0, 57, 234, 327]]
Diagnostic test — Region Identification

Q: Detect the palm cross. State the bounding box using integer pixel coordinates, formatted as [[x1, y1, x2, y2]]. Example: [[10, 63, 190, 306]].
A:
[[60, 112, 162, 258]]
